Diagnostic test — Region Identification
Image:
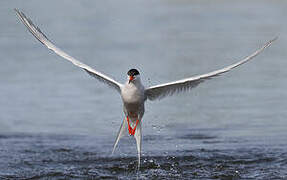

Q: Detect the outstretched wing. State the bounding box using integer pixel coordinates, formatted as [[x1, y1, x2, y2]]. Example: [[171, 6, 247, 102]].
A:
[[15, 9, 122, 93], [145, 37, 277, 101]]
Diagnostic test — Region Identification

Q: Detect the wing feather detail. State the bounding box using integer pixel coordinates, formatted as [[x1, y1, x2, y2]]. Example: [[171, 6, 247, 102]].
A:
[[145, 37, 277, 101], [15, 9, 122, 93]]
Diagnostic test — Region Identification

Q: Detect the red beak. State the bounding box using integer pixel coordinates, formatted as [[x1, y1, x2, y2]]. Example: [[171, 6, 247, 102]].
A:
[[129, 76, 134, 83]]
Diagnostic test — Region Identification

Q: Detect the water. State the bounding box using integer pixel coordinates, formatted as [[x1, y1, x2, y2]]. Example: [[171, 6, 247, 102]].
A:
[[1, 0, 287, 179]]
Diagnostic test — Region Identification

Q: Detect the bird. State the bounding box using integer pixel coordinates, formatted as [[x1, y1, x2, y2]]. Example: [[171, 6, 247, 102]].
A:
[[15, 9, 276, 169]]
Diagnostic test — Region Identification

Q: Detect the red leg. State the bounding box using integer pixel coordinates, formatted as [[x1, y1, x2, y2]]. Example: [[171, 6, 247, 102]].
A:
[[131, 119, 139, 135], [126, 116, 139, 136], [127, 116, 133, 135]]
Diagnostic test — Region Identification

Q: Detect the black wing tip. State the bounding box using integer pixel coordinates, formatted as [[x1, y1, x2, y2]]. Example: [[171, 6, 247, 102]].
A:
[[14, 8, 51, 43], [14, 8, 20, 13], [272, 36, 279, 42], [14, 8, 28, 23], [259, 36, 278, 52], [267, 36, 278, 46], [266, 36, 278, 47], [14, 8, 22, 18], [14, 8, 25, 18]]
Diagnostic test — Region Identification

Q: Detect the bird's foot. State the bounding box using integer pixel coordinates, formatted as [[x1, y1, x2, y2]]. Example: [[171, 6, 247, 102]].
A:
[[127, 116, 139, 136]]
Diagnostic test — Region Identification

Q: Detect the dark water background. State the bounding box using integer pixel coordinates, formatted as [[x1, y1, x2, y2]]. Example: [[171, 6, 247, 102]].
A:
[[0, 0, 286, 179]]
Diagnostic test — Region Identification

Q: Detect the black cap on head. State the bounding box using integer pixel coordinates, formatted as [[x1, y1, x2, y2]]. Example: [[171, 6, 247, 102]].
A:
[[127, 69, 140, 76]]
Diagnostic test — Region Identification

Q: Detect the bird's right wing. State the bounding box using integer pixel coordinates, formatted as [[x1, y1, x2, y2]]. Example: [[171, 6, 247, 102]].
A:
[[145, 37, 277, 101], [15, 9, 122, 93]]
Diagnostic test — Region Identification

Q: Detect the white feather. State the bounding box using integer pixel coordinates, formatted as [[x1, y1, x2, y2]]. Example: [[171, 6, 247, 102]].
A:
[[15, 9, 122, 93], [145, 37, 277, 101]]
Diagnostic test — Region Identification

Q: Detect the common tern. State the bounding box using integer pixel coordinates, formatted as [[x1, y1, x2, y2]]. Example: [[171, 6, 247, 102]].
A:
[[15, 9, 276, 168]]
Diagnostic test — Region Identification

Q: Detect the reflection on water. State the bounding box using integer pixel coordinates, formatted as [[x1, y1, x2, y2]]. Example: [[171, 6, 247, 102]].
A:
[[0, 0, 286, 179]]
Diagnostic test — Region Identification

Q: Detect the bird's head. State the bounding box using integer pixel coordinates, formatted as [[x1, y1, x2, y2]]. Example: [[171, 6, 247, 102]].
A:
[[127, 69, 140, 84]]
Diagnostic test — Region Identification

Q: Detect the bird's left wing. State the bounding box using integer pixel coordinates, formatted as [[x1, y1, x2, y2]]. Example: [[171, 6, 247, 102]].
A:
[[15, 9, 122, 93], [145, 37, 277, 101]]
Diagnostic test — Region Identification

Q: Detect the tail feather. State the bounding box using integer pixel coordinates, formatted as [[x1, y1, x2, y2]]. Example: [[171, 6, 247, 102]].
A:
[[112, 118, 127, 154], [134, 121, 142, 169], [112, 117, 142, 169]]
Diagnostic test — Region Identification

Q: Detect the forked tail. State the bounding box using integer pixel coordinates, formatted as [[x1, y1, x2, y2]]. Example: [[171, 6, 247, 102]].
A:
[[134, 120, 142, 169], [112, 117, 142, 169], [112, 118, 127, 154]]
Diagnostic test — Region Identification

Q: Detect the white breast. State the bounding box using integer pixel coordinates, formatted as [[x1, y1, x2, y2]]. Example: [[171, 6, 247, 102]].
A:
[[121, 83, 143, 103]]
